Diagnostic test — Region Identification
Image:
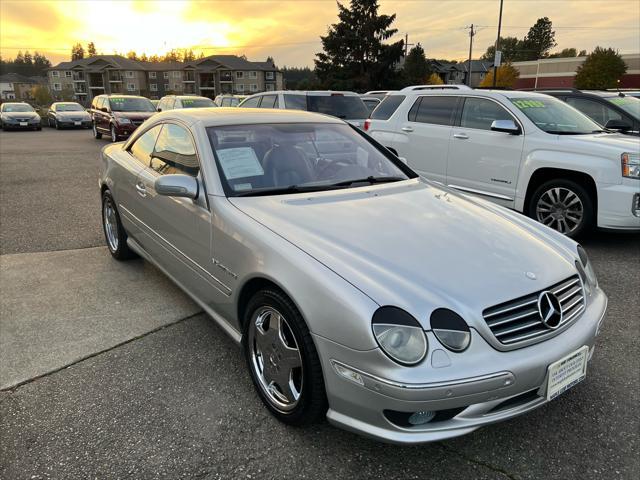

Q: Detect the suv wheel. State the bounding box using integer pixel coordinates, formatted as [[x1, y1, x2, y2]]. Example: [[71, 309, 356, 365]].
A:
[[93, 122, 102, 139], [110, 125, 118, 142], [528, 179, 594, 238]]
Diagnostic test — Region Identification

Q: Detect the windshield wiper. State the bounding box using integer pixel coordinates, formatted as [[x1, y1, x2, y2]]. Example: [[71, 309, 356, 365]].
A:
[[329, 176, 406, 187], [234, 184, 338, 197]]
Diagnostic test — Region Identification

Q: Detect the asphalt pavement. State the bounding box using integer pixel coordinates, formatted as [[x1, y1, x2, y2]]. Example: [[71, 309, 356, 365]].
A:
[[0, 128, 638, 480]]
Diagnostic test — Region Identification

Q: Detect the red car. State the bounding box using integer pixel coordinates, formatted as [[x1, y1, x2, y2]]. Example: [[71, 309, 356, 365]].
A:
[[89, 95, 156, 142]]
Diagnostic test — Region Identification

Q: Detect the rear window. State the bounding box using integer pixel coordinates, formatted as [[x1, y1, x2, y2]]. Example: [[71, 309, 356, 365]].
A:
[[307, 95, 369, 120], [409, 96, 459, 126], [283, 94, 307, 110], [371, 95, 406, 120]]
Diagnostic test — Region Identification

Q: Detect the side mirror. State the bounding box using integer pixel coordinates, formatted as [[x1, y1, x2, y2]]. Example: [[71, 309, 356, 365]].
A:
[[604, 119, 631, 131], [100, 107, 108, 113], [155, 174, 198, 199], [491, 119, 521, 135]]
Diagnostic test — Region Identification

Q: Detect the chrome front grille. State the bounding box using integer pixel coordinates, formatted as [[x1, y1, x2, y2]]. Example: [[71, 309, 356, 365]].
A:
[[483, 275, 585, 346]]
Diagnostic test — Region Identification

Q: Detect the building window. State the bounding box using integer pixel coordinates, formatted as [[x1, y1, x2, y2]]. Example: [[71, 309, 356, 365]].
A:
[[51, 71, 59, 77], [164, 83, 170, 90], [125, 71, 134, 78], [265, 84, 275, 91], [150, 83, 158, 91], [236, 71, 244, 79], [173, 71, 181, 78], [265, 71, 275, 80], [53, 83, 62, 91], [149, 72, 157, 79], [249, 84, 258, 92], [248, 71, 257, 79], [163, 72, 169, 79], [236, 84, 245, 92], [127, 83, 136, 91], [65, 71, 72, 78]]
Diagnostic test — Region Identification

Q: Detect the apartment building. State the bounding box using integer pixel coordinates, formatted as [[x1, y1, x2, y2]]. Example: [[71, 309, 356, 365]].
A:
[[48, 54, 283, 104], [0, 73, 46, 101]]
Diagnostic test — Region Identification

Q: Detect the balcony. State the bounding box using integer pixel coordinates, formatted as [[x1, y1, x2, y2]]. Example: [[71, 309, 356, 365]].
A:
[[88, 73, 104, 88], [108, 72, 123, 82], [199, 73, 216, 88], [72, 72, 85, 82], [219, 71, 233, 82], [74, 84, 87, 94], [183, 72, 195, 82], [184, 84, 196, 94]]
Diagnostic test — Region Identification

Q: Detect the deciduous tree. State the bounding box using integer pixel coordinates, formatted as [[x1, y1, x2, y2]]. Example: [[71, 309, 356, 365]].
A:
[[426, 73, 444, 85], [575, 47, 627, 89], [479, 63, 520, 88]]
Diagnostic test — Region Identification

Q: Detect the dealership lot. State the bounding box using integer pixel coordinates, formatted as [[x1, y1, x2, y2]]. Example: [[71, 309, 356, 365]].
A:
[[0, 128, 639, 479]]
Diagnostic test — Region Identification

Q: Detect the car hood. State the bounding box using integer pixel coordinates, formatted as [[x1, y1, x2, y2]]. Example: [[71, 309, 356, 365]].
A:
[[56, 111, 90, 119], [2, 111, 39, 119], [229, 179, 579, 329], [557, 132, 640, 153]]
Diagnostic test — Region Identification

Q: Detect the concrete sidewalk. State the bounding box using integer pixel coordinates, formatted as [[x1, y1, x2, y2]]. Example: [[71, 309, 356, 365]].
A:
[[0, 246, 201, 389]]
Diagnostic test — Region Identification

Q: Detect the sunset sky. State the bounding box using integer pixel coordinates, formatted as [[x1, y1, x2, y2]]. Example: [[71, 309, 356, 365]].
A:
[[1, 0, 639, 67]]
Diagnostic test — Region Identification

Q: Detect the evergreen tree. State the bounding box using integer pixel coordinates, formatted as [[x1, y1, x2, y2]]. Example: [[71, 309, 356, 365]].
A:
[[314, 0, 404, 90], [87, 42, 97, 57], [575, 47, 627, 89], [71, 43, 85, 61], [182, 49, 196, 62], [522, 17, 556, 59], [402, 43, 429, 85]]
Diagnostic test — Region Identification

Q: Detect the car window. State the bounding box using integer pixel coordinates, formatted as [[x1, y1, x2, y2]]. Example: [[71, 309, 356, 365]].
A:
[[240, 96, 260, 108], [96, 98, 105, 110], [283, 94, 307, 110], [565, 97, 622, 125], [259, 95, 278, 109], [307, 95, 369, 120], [129, 125, 162, 165], [510, 96, 602, 134], [409, 96, 458, 126], [109, 97, 155, 112], [180, 98, 216, 108], [362, 99, 380, 114], [370, 95, 405, 120], [460, 97, 515, 131], [150, 124, 199, 176], [605, 95, 640, 118]]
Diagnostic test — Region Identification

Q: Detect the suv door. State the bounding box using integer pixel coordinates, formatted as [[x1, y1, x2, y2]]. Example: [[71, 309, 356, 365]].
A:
[[135, 123, 228, 301], [397, 95, 460, 184], [447, 96, 524, 206]]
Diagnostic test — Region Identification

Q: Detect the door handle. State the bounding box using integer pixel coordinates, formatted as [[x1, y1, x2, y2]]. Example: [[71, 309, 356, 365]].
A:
[[453, 133, 469, 140], [135, 182, 147, 197], [401, 126, 413, 133]]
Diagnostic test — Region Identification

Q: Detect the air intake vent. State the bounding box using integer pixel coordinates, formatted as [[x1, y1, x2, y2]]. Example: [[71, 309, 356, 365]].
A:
[[483, 275, 585, 346]]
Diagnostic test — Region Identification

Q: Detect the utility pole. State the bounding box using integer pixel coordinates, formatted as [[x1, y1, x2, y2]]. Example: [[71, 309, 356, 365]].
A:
[[466, 24, 475, 86], [492, 0, 504, 87], [404, 33, 415, 57]]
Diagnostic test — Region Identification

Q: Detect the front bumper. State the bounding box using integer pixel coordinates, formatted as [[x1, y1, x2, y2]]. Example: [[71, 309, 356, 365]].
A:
[[57, 119, 92, 128], [113, 123, 140, 137], [596, 180, 640, 230], [2, 120, 41, 129], [315, 288, 607, 444]]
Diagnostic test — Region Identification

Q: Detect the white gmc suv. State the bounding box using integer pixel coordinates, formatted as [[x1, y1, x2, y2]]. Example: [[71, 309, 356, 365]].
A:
[[366, 85, 640, 237]]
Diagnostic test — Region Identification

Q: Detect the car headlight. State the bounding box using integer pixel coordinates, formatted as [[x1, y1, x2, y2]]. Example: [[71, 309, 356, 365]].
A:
[[117, 118, 132, 124], [430, 308, 471, 352], [372, 306, 427, 365], [576, 245, 597, 294], [622, 153, 640, 179]]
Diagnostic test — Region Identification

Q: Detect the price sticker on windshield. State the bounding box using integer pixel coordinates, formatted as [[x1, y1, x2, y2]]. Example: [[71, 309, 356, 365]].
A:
[[217, 147, 264, 180], [513, 100, 546, 109]]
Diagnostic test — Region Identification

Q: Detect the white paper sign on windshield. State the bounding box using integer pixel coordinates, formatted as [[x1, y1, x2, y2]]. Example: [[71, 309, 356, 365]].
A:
[[217, 147, 264, 180]]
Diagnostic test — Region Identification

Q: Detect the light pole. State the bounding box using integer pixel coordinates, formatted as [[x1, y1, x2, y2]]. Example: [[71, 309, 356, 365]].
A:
[[492, 0, 504, 87], [467, 24, 475, 86]]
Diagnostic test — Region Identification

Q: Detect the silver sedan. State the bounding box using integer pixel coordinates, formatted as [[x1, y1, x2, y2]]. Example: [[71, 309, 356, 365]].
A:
[[98, 108, 607, 444]]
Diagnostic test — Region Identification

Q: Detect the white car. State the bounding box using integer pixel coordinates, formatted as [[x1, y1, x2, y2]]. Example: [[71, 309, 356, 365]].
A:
[[366, 85, 640, 237], [239, 90, 370, 128], [214, 94, 247, 107]]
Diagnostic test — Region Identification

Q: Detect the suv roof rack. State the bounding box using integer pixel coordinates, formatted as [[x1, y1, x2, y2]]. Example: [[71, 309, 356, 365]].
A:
[[400, 84, 472, 92]]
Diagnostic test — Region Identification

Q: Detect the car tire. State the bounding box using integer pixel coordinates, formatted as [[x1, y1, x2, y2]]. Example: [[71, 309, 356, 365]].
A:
[[527, 179, 594, 238], [101, 190, 136, 260], [54, 119, 59, 130], [243, 288, 327, 426], [48, 118, 53, 128], [93, 123, 102, 139], [110, 125, 118, 142], [36, 126, 42, 131]]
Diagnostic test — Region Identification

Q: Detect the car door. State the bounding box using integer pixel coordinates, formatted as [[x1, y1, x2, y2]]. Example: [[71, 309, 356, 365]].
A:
[[98, 97, 111, 132], [396, 95, 460, 184], [446, 96, 524, 206], [135, 122, 229, 303]]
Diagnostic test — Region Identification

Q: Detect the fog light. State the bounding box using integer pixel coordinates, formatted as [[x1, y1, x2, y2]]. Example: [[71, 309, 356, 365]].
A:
[[331, 361, 364, 386], [408, 410, 436, 425]]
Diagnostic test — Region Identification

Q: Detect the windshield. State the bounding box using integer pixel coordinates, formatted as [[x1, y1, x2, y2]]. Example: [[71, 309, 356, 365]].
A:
[[605, 96, 640, 119], [57, 103, 84, 112], [181, 98, 216, 108], [307, 95, 370, 120], [510, 97, 603, 134], [207, 123, 413, 196], [109, 97, 155, 112], [2, 104, 34, 113]]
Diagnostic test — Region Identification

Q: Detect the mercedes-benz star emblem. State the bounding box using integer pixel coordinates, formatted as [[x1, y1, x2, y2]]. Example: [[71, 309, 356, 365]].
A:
[[537, 291, 563, 329]]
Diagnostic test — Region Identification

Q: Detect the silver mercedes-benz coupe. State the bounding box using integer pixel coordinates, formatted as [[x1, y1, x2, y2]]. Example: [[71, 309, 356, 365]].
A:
[[98, 108, 607, 444]]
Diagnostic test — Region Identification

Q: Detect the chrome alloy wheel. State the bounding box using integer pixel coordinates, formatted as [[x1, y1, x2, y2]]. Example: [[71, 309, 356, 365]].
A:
[[536, 187, 584, 234], [248, 306, 303, 412], [103, 197, 119, 252]]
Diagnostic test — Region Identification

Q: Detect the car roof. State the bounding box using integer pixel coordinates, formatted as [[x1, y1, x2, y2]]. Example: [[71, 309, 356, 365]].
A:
[[153, 107, 345, 127], [249, 90, 360, 96]]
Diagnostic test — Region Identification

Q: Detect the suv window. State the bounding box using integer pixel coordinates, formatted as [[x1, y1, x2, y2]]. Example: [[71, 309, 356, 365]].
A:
[[370, 95, 405, 120], [409, 96, 458, 126], [129, 125, 162, 165], [565, 97, 622, 126], [259, 95, 278, 108], [283, 94, 307, 110], [150, 124, 199, 176], [95, 97, 105, 110], [460, 97, 515, 130], [240, 96, 260, 108], [307, 95, 369, 120]]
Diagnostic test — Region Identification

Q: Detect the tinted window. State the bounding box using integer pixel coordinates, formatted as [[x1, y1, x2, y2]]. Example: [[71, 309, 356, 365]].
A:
[[283, 94, 307, 110], [259, 95, 278, 108], [566, 97, 622, 125], [1, 104, 35, 112], [240, 96, 260, 108], [129, 125, 162, 165], [307, 95, 369, 120], [362, 99, 380, 114], [150, 124, 199, 176], [371, 95, 405, 120], [410, 96, 458, 126], [605, 95, 640, 118], [460, 97, 515, 130], [109, 97, 155, 112]]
